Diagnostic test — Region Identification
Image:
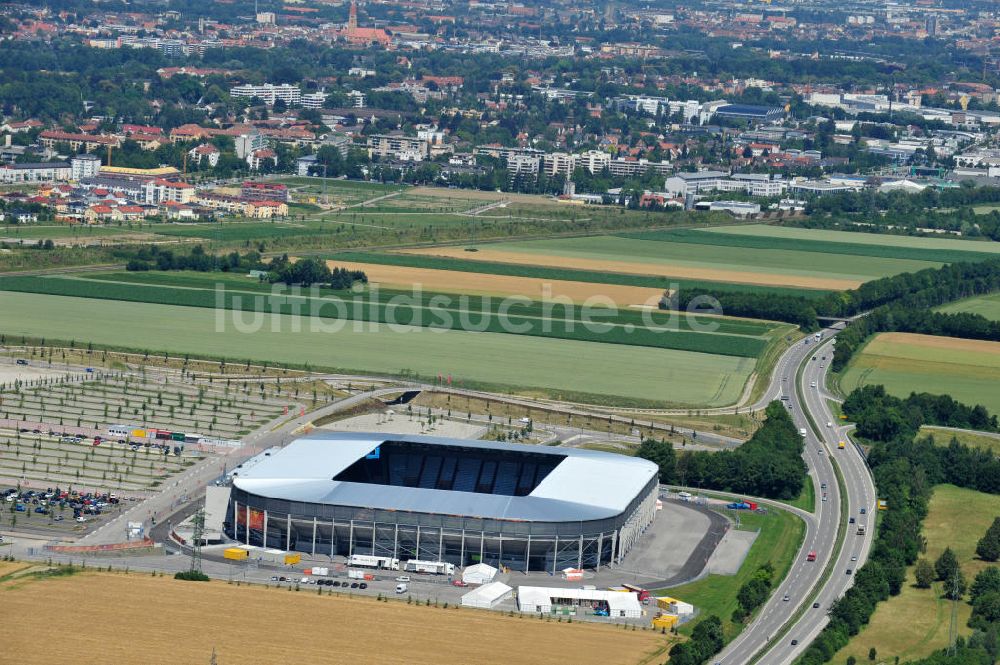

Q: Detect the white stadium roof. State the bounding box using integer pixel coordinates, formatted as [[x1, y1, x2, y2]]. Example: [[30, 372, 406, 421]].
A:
[[232, 433, 658, 523]]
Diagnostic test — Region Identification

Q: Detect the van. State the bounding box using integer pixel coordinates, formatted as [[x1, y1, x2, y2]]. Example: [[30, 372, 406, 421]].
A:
[[395, 575, 411, 583], [396, 583, 408, 594]]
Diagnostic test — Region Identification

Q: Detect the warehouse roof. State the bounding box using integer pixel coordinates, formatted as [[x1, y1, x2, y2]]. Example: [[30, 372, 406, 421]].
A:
[[233, 433, 657, 523]]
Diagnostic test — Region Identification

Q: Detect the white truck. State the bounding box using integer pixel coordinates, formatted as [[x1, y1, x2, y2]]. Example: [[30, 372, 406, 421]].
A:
[[348, 569, 367, 580], [310, 567, 329, 577], [403, 560, 456, 575], [348, 554, 400, 570]]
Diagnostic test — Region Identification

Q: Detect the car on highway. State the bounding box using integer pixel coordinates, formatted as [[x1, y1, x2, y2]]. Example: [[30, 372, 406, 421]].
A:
[[813, 602, 820, 609], [846, 569, 853, 575], [359, 582, 368, 590], [860, 507, 867, 514], [851, 554, 858, 561], [822, 494, 828, 502], [791, 639, 799, 646], [396, 576, 411, 583], [810, 381, 817, 387], [783, 594, 790, 601], [821, 483, 827, 489], [849, 517, 855, 524]]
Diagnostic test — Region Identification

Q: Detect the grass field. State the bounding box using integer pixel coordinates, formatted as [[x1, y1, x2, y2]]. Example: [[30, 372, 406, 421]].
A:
[[624, 227, 1000, 265], [919, 426, 1000, 456], [833, 485, 1000, 664], [403, 234, 945, 290], [0, 291, 757, 406], [840, 332, 1000, 414], [0, 570, 667, 665], [660, 507, 805, 642], [701, 224, 1000, 255], [937, 292, 1000, 321]]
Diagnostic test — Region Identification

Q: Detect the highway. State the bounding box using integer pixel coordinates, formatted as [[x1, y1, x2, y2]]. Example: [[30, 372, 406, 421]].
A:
[[715, 327, 877, 664]]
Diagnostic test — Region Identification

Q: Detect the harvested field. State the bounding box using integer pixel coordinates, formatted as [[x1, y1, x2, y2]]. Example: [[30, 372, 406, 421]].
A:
[[0, 571, 668, 665], [328, 260, 668, 305], [398, 246, 860, 290]]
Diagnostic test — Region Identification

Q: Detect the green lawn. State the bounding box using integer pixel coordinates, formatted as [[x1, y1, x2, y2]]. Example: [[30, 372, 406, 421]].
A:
[[937, 292, 1000, 321], [481, 235, 943, 285], [0, 291, 757, 406], [840, 333, 1000, 414], [834, 485, 1000, 664], [785, 474, 816, 513], [661, 507, 805, 642]]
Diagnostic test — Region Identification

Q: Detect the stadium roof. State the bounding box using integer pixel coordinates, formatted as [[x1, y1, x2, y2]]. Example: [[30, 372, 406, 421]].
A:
[[232, 433, 658, 523]]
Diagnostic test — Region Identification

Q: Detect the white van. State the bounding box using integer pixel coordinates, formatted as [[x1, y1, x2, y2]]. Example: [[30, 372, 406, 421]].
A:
[[396, 583, 408, 594]]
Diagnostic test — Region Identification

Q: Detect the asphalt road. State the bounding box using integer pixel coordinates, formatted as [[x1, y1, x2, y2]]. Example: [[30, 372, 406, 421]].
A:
[[714, 327, 877, 665]]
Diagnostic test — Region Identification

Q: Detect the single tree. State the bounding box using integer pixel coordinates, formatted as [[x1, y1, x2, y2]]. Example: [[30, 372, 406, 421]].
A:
[[977, 517, 1000, 561], [935, 547, 960, 581], [914, 559, 935, 589]]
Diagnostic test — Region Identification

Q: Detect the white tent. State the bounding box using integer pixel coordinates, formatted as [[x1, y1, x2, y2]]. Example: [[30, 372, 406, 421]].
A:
[[462, 562, 498, 585], [461, 582, 513, 609]]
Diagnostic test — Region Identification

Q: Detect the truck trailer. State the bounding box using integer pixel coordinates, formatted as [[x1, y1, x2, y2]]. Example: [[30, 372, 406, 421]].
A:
[[348, 554, 400, 570], [403, 560, 456, 575]]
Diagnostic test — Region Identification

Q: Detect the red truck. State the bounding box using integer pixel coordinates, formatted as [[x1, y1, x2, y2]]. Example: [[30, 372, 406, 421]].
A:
[[623, 583, 651, 602]]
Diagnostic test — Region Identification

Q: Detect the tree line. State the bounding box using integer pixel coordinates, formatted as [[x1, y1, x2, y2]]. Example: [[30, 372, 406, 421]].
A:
[[843, 385, 998, 443], [638, 401, 807, 500], [124, 246, 366, 290]]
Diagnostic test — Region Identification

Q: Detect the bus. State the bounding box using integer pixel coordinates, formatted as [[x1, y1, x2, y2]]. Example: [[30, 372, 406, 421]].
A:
[[806, 550, 817, 562]]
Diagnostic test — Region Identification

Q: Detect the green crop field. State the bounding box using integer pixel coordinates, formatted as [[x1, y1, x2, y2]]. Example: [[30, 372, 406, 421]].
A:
[[834, 484, 1000, 664], [937, 292, 1000, 321], [329, 251, 831, 298], [0, 291, 756, 406], [0, 272, 779, 357], [661, 507, 805, 643], [619, 228, 1000, 265], [839, 333, 1000, 414], [701, 224, 1000, 254], [481, 235, 943, 286]]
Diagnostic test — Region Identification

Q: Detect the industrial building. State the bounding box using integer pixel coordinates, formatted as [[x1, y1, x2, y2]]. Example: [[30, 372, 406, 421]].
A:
[[226, 433, 659, 572]]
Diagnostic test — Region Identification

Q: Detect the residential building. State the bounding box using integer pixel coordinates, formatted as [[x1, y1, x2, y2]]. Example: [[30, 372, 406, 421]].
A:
[[39, 131, 119, 153], [241, 181, 289, 202], [143, 178, 195, 205], [235, 132, 269, 160], [230, 83, 302, 107], [366, 134, 430, 161], [301, 91, 328, 109], [0, 162, 72, 184], [70, 154, 101, 180]]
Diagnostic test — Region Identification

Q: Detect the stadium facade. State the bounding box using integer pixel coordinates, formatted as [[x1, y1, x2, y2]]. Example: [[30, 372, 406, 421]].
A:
[[226, 433, 659, 571]]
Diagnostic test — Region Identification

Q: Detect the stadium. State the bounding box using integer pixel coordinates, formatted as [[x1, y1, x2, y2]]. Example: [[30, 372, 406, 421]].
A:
[[226, 433, 659, 572]]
